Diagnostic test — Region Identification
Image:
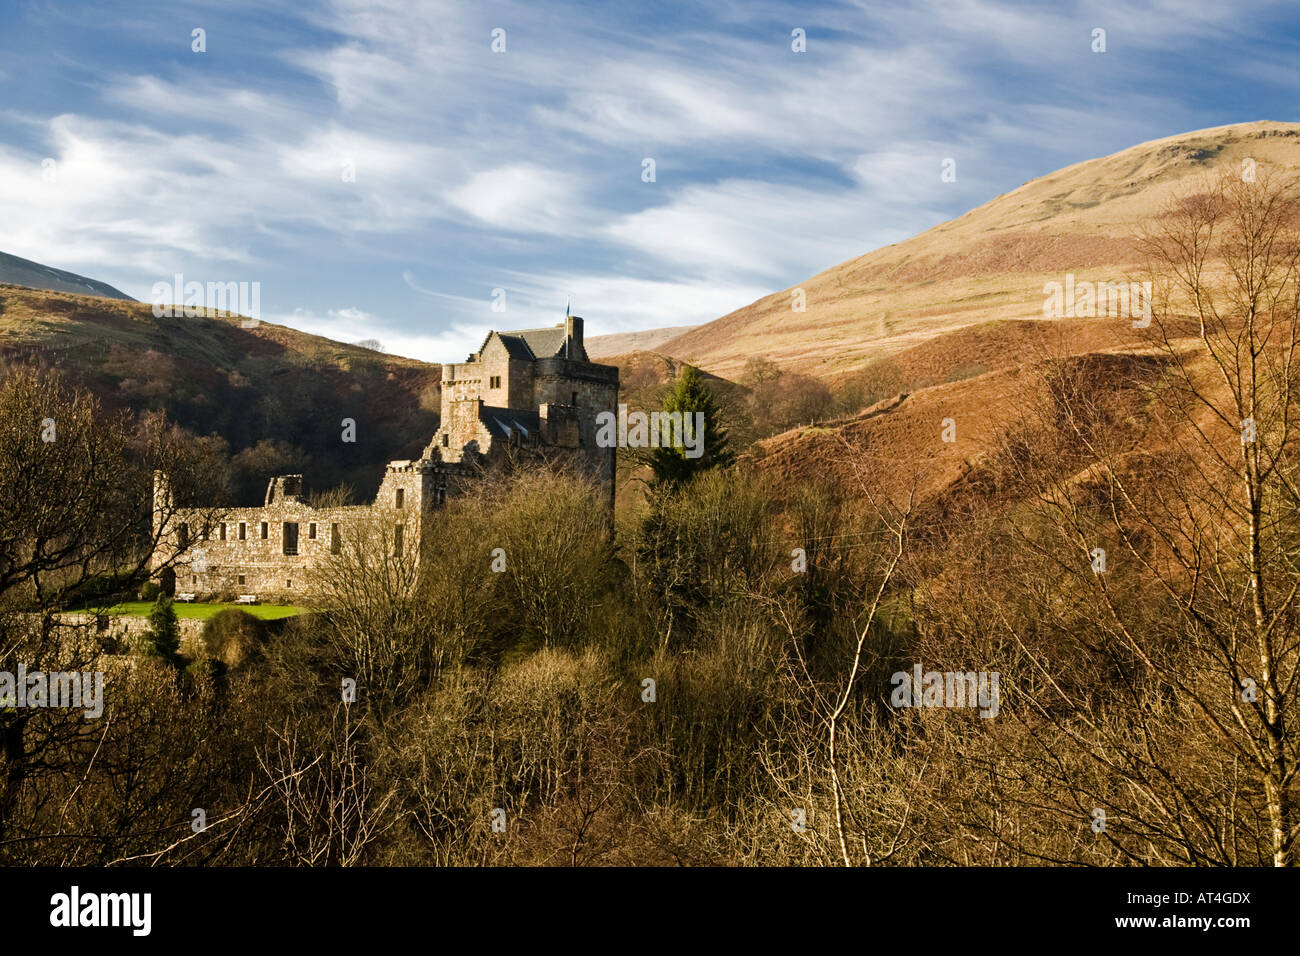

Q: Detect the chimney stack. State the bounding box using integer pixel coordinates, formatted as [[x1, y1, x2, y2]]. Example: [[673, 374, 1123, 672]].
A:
[[564, 314, 583, 349]]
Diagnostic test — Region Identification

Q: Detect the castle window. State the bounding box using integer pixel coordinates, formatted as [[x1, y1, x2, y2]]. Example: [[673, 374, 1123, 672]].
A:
[[308, 523, 317, 539], [178, 523, 190, 547], [238, 522, 246, 540], [283, 522, 299, 556], [238, 574, 245, 585], [330, 523, 340, 554], [490, 375, 501, 389], [191, 576, 197, 585], [219, 523, 227, 541], [435, 487, 445, 506], [571, 390, 577, 406], [260, 521, 268, 539], [394, 524, 404, 555], [396, 488, 405, 509], [442, 434, 449, 447], [286, 580, 292, 588]]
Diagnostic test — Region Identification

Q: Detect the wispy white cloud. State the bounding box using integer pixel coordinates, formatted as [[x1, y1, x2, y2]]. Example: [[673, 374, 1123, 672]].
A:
[[603, 174, 935, 281], [493, 271, 774, 335], [270, 305, 491, 363], [0, 0, 1292, 359], [447, 164, 588, 235]]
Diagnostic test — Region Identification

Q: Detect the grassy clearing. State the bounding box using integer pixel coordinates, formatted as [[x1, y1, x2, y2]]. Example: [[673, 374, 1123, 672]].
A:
[[74, 602, 309, 621]]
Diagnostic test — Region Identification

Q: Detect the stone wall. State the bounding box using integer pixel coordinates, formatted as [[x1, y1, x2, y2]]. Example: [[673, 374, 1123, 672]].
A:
[[164, 499, 359, 601], [430, 344, 618, 479], [157, 460, 452, 603], [430, 397, 494, 462], [56, 612, 207, 658]]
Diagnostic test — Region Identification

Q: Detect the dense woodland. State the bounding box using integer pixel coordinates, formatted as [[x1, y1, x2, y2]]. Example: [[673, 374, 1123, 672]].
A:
[[0, 171, 1297, 866], [0, 290, 442, 504]]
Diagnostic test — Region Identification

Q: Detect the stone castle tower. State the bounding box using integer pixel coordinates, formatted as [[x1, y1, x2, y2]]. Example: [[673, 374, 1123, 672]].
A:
[[426, 315, 618, 483], [151, 315, 619, 602]]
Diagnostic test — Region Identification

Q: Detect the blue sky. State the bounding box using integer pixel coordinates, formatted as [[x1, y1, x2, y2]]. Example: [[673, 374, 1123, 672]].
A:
[[1, 0, 1298, 361]]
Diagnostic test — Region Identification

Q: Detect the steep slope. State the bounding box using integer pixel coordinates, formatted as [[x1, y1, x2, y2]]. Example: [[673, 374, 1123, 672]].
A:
[[0, 284, 441, 502], [603, 349, 727, 396], [0, 250, 134, 301], [750, 336, 1169, 514], [657, 121, 1300, 380]]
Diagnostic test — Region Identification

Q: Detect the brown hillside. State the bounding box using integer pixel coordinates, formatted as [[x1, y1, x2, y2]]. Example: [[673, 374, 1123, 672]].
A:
[[658, 121, 1300, 381], [0, 283, 441, 502], [586, 325, 698, 359], [751, 344, 1173, 514], [601, 349, 736, 397]]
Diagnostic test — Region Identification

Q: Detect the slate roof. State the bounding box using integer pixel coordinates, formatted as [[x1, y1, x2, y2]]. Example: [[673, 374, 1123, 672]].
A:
[[474, 324, 581, 362], [515, 326, 572, 358]]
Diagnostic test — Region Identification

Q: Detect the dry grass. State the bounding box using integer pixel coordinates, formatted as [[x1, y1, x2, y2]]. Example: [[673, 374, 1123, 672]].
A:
[[656, 121, 1300, 379]]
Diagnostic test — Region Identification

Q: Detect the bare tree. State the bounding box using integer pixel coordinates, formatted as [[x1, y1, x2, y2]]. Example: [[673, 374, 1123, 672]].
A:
[[307, 507, 434, 714], [943, 168, 1300, 865], [259, 705, 398, 866], [757, 443, 918, 866], [0, 367, 223, 853]]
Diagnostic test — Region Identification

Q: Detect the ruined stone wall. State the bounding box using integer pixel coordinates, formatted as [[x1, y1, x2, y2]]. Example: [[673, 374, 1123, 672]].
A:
[[155, 460, 450, 603], [57, 612, 207, 658], [162, 500, 362, 602]]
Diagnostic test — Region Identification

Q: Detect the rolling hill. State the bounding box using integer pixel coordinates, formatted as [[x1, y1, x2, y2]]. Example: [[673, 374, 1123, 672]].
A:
[[0, 283, 441, 503], [656, 121, 1300, 381], [684, 121, 1300, 515], [0, 251, 134, 301], [586, 324, 698, 359]]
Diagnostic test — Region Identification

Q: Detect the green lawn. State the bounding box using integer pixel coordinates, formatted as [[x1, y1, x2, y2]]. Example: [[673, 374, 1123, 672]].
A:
[[78, 602, 309, 621]]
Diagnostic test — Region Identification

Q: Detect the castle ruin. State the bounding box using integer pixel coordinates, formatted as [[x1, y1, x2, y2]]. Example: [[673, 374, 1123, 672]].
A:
[[151, 315, 618, 602]]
